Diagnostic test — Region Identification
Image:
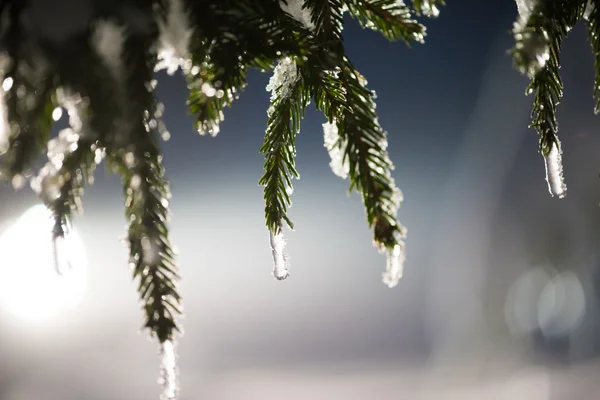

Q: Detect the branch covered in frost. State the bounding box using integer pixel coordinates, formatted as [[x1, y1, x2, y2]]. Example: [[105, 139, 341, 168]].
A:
[[261, 57, 307, 232], [185, 0, 314, 136], [511, 0, 585, 197], [295, 0, 407, 285]]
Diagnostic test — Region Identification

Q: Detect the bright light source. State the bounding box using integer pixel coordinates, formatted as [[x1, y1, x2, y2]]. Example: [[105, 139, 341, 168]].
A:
[[0, 205, 89, 322]]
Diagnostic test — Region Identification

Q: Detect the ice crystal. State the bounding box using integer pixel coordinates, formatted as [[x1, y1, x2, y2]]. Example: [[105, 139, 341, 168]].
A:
[[269, 228, 290, 280], [266, 57, 299, 113], [543, 140, 566, 198], [0, 79, 9, 154], [382, 243, 406, 288], [155, 0, 192, 75], [323, 120, 349, 179], [280, 0, 315, 31], [158, 340, 178, 400]]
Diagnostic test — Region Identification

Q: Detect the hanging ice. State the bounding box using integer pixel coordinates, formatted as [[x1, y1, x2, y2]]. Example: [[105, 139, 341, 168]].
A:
[[323, 120, 350, 179], [52, 234, 74, 276], [543, 140, 567, 198], [0, 56, 11, 154], [158, 340, 178, 400], [382, 243, 406, 288], [155, 0, 192, 75], [269, 228, 290, 280], [280, 0, 315, 31]]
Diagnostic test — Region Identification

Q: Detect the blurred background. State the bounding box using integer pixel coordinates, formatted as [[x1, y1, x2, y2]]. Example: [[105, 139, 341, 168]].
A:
[[1, 0, 600, 398]]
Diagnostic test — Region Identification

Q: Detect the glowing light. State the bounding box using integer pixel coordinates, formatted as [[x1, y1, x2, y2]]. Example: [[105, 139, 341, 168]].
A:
[[0, 205, 89, 322]]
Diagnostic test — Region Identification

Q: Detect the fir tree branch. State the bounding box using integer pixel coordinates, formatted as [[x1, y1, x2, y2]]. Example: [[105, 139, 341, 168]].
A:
[[1, 75, 55, 181], [185, 0, 314, 135], [109, 34, 181, 344], [512, 0, 583, 156], [585, 1, 600, 113], [334, 59, 405, 251], [0, 1, 56, 181], [305, 0, 344, 44], [260, 58, 310, 233], [345, 0, 425, 44]]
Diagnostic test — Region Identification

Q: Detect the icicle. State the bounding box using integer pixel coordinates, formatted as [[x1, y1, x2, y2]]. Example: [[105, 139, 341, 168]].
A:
[[543, 140, 567, 198], [52, 233, 74, 276], [382, 243, 405, 288], [0, 55, 10, 154], [155, 0, 193, 75], [269, 228, 290, 280], [158, 340, 178, 400], [280, 0, 315, 31], [323, 120, 349, 179]]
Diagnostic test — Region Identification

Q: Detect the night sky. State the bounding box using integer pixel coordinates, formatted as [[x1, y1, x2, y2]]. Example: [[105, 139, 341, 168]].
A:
[[2, 1, 600, 398]]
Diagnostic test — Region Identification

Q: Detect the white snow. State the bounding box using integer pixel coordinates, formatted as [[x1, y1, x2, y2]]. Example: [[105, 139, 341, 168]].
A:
[[418, 1, 441, 17], [280, 0, 315, 31], [513, 0, 550, 78], [141, 234, 160, 266], [323, 120, 350, 179], [584, 1, 595, 20], [382, 243, 406, 288], [269, 228, 290, 280], [159, 340, 178, 400], [155, 0, 192, 75], [543, 140, 567, 198], [515, 0, 536, 19], [266, 57, 299, 114], [91, 20, 126, 80]]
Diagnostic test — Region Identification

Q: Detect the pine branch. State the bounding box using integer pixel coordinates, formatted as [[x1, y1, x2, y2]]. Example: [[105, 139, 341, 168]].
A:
[[0, 2, 57, 182], [511, 0, 585, 197], [109, 33, 181, 344], [185, 0, 314, 135], [345, 0, 425, 44], [260, 57, 310, 234], [586, 1, 600, 113], [335, 59, 405, 251], [1, 75, 55, 182]]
